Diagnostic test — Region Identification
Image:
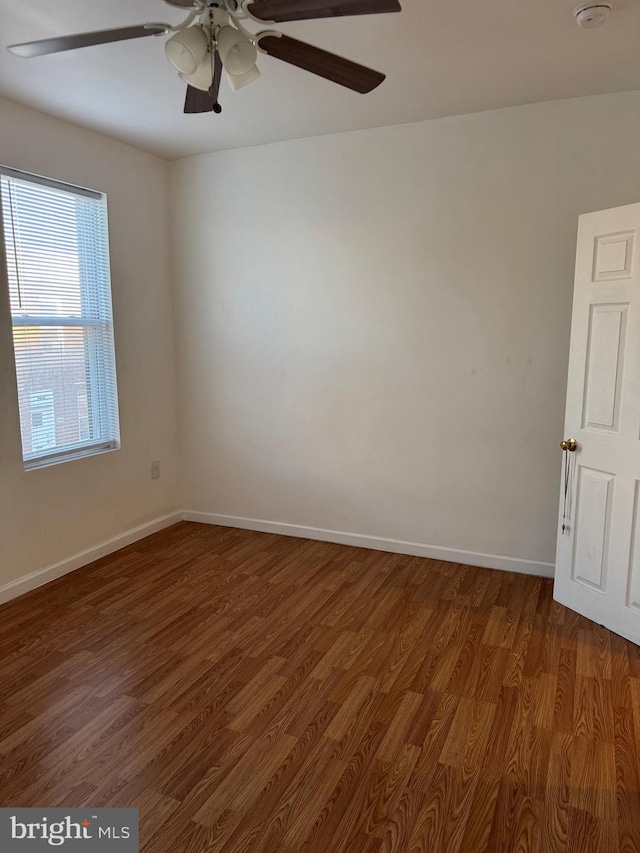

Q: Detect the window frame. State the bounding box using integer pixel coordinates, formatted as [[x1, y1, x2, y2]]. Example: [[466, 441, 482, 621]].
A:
[[0, 165, 121, 470]]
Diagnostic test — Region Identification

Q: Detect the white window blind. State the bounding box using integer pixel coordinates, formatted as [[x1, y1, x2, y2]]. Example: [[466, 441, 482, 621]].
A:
[[0, 167, 120, 469]]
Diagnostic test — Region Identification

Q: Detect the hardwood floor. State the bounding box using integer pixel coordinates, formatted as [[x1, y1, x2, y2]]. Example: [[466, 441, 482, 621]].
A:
[[1, 521, 639, 852]]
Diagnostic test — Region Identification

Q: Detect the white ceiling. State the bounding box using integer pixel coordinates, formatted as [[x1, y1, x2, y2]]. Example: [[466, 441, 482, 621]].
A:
[[0, 0, 639, 160]]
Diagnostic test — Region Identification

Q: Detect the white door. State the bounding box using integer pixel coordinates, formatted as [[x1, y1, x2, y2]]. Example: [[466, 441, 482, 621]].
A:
[[554, 202, 640, 645]]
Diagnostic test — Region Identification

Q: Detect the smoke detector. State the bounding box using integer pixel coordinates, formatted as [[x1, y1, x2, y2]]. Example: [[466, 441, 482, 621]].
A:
[[574, 2, 613, 28]]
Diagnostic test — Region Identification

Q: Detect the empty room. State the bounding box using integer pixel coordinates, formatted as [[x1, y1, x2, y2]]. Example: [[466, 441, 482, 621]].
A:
[[0, 0, 639, 850]]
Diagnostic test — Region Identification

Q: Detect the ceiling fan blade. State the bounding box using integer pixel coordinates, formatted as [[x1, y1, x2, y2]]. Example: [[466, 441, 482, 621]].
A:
[[8, 25, 169, 58], [184, 84, 214, 113], [184, 52, 223, 115], [257, 34, 384, 93], [210, 51, 223, 113], [247, 0, 400, 23]]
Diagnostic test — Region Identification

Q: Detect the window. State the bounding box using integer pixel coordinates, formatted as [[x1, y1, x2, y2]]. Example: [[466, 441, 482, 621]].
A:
[[0, 167, 120, 468]]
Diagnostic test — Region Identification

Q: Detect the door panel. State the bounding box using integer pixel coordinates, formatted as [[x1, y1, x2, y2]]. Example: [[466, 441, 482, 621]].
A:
[[627, 481, 640, 612], [554, 203, 640, 645], [593, 231, 635, 281], [571, 466, 614, 592], [582, 303, 627, 432]]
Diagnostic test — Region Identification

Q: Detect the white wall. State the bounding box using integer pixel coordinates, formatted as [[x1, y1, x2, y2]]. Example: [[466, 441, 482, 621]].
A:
[[0, 97, 181, 591], [171, 91, 640, 571]]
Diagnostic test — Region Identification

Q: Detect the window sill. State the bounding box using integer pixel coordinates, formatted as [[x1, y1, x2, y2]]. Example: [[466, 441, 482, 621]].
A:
[[24, 441, 120, 471]]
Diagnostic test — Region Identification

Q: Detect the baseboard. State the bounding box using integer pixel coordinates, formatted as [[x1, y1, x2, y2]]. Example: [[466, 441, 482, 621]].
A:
[[0, 508, 554, 607], [183, 511, 555, 578], [0, 510, 184, 605]]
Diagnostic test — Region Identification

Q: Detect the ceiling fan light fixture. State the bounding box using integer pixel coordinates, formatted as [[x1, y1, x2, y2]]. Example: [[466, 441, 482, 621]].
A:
[[165, 25, 208, 74], [225, 63, 261, 91], [216, 25, 258, 75], [179, 53, 214, 90]]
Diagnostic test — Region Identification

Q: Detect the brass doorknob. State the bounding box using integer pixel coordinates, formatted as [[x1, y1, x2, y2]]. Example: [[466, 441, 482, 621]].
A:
[[560, 438, 578, 452]]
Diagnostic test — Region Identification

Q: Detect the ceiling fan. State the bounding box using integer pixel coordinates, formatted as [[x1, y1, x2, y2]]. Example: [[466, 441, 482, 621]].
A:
[[7, 0, 402, 115]]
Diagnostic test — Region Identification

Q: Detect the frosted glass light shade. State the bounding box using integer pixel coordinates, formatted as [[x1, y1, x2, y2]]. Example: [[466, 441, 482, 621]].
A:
[[226, 64, 261, 91], [179, 53, 214, 91], [165, 26, 208, 75], [217, 26, 257, 75]]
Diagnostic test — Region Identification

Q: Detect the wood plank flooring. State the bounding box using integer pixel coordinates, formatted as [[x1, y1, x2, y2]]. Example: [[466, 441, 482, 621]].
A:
[[1, 521, 639, 851]]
